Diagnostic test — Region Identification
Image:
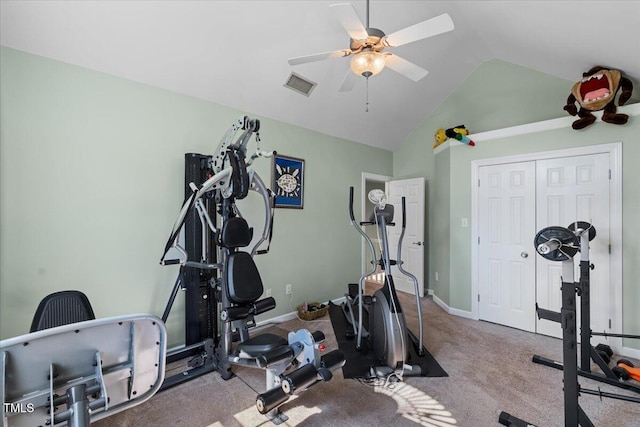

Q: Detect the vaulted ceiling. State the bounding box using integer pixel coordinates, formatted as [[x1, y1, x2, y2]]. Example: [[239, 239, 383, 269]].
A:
[[2, 1, 639, 151]]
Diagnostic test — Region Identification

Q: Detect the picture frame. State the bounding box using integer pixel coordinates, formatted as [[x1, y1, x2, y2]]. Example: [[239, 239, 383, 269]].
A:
[[272, 154, 304, 209]]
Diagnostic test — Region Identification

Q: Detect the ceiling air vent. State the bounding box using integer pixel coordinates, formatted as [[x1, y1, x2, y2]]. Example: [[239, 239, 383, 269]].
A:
[[284, 72, 317, 96]]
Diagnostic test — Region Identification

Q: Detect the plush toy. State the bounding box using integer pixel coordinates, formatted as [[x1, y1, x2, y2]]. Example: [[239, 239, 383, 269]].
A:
[[433, 125, 475, 148], [564, 66, 633, 130], [433, 129, 448, 148]]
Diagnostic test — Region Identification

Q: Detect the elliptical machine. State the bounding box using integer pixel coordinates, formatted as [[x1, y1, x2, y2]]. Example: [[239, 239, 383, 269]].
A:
[[343, 187, 426, 378]]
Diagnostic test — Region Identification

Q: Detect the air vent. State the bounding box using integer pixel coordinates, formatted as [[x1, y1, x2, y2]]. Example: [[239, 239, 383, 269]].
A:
[[284, 72, 317, 96]]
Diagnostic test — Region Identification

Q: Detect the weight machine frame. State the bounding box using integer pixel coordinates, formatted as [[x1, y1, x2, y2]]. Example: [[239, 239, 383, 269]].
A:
[[500, 222, 639, 427], [159, 116, 275, 391], [159, 153, 219, 391], [156, 116, 345, 422], [532, 222, 640, 396]]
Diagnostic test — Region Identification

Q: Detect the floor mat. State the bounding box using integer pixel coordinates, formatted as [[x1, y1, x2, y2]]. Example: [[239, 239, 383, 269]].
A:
[[329, 301, 448, 379]]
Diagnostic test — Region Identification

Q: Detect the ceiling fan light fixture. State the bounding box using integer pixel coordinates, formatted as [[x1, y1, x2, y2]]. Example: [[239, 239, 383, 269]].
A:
[[350, 50, 385, 78]]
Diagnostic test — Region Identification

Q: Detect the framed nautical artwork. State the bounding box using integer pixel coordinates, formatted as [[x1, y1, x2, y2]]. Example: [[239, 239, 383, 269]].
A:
[[272, 154, 304, 209]]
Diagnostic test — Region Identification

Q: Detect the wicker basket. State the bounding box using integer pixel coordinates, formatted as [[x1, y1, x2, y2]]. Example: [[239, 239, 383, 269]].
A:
[[297, 302, 329, 321]]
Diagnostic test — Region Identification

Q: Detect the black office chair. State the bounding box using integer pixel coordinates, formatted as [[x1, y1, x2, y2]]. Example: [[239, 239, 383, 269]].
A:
[[30, 290, 96, 332]]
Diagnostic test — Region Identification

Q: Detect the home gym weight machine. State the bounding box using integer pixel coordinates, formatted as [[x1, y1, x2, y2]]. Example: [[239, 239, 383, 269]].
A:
[[342, 187, 427, 378], [159, 116, 345, 423], [499, 222, 640, 427]]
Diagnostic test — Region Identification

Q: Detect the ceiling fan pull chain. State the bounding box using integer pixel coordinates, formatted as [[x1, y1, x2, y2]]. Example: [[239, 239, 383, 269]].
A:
[[365, 77, 370, 113]]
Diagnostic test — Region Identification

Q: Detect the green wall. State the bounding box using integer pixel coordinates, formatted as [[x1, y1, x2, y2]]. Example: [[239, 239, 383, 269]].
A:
[[394, 59, 572, 300], [0, 47, 392, 345], [394, 59, 639, 350], [3, 49, 637, 351]]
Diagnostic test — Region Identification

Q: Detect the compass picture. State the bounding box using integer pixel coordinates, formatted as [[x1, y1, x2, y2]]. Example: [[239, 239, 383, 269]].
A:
[[272, 154, 305, 209]]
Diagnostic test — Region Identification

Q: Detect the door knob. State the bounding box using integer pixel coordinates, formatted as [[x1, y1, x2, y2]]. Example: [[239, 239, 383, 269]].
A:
[[521, 252, 529, 258], [413, 241, 423, 246]]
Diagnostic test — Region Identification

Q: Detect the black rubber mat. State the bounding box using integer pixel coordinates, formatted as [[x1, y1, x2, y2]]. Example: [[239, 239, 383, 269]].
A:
[[329, 301, 448, 379]]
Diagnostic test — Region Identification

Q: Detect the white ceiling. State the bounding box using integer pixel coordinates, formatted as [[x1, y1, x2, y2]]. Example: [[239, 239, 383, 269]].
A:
[[2, 1, 639, 151]]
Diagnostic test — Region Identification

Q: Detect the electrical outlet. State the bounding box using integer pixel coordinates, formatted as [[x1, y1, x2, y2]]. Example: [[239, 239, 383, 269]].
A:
[[285, 284, 292, 294], [265, 288, 272, 297], [435, 272, 439, 281]]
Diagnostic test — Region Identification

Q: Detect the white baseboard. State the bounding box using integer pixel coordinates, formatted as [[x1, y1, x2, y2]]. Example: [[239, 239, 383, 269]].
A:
[[256, 311, 297, 327], [256, 296, 345, 328], [432, 294, 476, 320], [622, 345, 640, 360], [433, 296, 640, 359], [331, 296, 347, 305], [432, 294, 448, 312], [449, 306, 476, 320]]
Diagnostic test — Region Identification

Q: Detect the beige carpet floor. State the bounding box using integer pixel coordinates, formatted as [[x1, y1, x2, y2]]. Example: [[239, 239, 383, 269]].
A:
[[94, 294, 639, 427]]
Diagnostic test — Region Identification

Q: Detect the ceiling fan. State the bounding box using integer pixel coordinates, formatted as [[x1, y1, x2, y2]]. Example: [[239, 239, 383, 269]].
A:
[[288, 1, 455, 92]]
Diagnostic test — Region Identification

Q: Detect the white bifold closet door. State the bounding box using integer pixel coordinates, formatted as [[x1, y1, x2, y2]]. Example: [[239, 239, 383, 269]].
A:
[[535, 153, 610, 340], [478, 152, 611, 340], [478, 161, 537, 332]]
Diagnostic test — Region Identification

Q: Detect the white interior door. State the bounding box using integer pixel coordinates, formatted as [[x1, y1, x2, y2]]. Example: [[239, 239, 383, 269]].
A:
[[535, 153, 611, 340], [478, 162, 537, 331], [386, 178, 425, 297]]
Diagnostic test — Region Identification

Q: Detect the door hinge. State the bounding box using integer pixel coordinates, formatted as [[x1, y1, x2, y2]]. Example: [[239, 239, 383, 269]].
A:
[[478, 179, 480, 187], [609, 169, 611, 180], [609, 243, 611, 254], [478, 294, 480, 302], [478, 236, 480, 244], [609, 319, 612, 329]]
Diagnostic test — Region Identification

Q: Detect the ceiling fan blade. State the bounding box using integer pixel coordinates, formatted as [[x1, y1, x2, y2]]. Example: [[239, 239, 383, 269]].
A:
[[338, 69, 358, 92], [329, 3, 368, 41], [288, 49, 352, 66], [384, 13, 454, 47], [384, 54, 429, 81]]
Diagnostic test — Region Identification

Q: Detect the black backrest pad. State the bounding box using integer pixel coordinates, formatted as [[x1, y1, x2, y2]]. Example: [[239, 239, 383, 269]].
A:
[[30, 290, 96, 332], [220, 217, 253, 248], [229, 149, 249, 199], [227, 252, 263, 304]]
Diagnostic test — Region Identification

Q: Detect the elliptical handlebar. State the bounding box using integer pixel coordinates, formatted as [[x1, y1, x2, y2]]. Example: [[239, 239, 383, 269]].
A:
[[402, 196, 406, 229], [395, 196, 425, 355], [348, 187, 356, 223], [348, 187, 376, 273], [397, 197, 408, 258], [348, 186, 379, 349]]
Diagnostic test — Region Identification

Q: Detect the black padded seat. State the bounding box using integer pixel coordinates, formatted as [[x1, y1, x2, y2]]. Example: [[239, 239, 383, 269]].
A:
[[236, 333, 287, 357]]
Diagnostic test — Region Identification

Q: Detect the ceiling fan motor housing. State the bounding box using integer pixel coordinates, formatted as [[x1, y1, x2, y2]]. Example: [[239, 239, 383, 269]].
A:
[[350, 27, 386, 53]]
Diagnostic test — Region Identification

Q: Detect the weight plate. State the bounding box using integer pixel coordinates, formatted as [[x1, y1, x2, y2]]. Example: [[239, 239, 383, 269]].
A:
[[567, 221, 597, 241], [595, 343, 613, 357], [612, 366, 630, 381], [534, 226, 579, 261], [617, 359, 635, 368]]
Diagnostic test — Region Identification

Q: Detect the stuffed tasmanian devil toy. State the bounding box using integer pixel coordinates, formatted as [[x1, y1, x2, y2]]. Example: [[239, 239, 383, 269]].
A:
[[564, 66, 633, 130]]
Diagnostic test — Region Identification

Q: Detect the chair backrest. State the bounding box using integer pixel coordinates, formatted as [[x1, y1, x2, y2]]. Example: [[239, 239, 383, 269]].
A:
[[226, 252, 264, 304], [30, 290, 96, 332], [218, 216, 263, 304], [219, 216, 253, 248]]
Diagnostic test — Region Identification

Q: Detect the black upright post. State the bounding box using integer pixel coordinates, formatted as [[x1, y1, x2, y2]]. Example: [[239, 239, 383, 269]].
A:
[[578, 236, 591, 372], [561, 260, 579, 427], [184, 153, 217, 345]]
